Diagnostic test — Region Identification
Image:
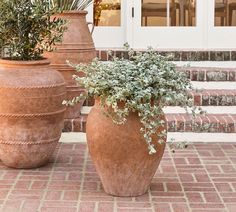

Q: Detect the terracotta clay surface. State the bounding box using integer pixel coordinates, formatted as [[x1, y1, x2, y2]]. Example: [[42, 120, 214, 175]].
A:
[[44, 11, 96, 119], [0, 59, 66, 169], [86, 100, 166, 197]]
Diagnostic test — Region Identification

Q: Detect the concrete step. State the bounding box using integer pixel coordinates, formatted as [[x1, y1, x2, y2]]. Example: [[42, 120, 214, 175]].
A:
[[60, 132, 236, 143]]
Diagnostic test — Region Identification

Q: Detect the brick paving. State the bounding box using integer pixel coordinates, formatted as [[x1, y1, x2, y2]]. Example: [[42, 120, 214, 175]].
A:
[[0, 143, 236, 211]]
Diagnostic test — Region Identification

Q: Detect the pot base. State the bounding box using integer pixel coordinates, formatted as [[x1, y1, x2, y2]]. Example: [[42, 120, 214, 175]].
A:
[[0, 142, 58, 169], [86, 101, 166, 197]]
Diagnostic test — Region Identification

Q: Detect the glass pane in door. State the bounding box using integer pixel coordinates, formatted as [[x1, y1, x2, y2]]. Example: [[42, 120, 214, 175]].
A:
[[215, 0, 236, 26], [141, 0, 196, 26], [94, 0, 121, 26]]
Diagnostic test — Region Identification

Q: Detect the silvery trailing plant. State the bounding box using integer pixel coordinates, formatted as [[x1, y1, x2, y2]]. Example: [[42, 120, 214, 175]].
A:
[[64, 49, 200, 154], [0, 0, 66, 60], [49, 0, 93, 11]]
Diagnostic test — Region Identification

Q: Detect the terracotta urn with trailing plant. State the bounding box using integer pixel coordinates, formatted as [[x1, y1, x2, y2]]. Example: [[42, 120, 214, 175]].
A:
[[65, 49, 192, 197], [44, 0, 96, 121], [0, 0, 67, 168]]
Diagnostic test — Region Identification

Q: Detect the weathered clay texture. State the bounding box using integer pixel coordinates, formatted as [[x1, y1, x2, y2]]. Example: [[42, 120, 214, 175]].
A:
[[86, 100, 166, 197], [44, 11, 96, 119], [0, 59, 66, 169]]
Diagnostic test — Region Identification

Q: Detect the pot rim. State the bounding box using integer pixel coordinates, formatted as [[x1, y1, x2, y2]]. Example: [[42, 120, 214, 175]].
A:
[[0, 58, 51, 66], [57, 10, 88, 16]]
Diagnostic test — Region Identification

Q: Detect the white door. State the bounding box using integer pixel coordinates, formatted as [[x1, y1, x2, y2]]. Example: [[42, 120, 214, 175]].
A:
[[87, 0, 129, 48], [89, 0, 236, 49], [207, 0, 236, 48], [132, 0, 207, 48]]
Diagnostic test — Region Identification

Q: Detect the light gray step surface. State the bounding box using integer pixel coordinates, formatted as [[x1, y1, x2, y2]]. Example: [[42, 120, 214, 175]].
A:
[[60, 132, 236, 143]]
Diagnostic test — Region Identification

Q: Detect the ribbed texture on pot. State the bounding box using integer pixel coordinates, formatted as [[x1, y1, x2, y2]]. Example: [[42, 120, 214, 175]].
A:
[[0, 59, 66, 168]]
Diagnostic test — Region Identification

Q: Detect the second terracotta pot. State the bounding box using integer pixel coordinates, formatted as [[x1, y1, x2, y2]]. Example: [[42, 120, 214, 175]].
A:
[[44, 11, 96, 120], [86, 100, 166, 197]]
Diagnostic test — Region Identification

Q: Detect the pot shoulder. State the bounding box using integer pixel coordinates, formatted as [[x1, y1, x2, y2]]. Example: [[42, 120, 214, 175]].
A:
[[0, 59, 65, 88]]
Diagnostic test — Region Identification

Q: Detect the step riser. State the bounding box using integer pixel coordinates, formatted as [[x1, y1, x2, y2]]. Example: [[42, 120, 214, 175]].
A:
[[97, 50, 236, 61], [82, 93, 236, 107], [178, 68, 236, 81], [166, 114, 236, 133], [63, 114, 236, 133], [190, 92, 236, 106]]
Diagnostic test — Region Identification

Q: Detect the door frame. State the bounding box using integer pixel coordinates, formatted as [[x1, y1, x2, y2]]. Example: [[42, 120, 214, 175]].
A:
[[88, 0, 236, 49], [131, 0, 208, 49], [86, 0, 129, 48], [207, 0, 236, 48]]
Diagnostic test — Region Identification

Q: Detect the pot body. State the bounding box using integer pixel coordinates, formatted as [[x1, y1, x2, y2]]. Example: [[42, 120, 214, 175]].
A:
[[0, 59, 66, 168], [44, 11, 96, 119], [86, 101, 166, 197]]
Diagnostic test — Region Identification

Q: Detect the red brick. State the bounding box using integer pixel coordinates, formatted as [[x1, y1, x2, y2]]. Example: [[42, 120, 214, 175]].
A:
[[221, 165, 236, 173], [152, 197, 186, 202], [179, 174, 195, 182], [48, 181, 80, 190], [31, 181, 47, 189], [2, 200, 23, 212], [43, 201, 77, 207], [97, 202, 114, 212], [41, 207, 77, 212], [150, 183, 164, 191], [21, 200, 40, 212], [45, 191, 62, 200], [79, 202, 96, 212], [166, 183, 182, 191], [117, 202, 151, 208], [154, 203, 172, 212], [188, 158, 201, 165], [215, 183, 233, 192], [186, 192, 204, 202], [14, 180, 31, 189], [195, 174, 211, 182], [190, 203, 225, 209], [0, 190, 9, 199], [172, 203, 189, 212], [226, 204, 236, 212], [205, 165, 221, 173], [117, 209, 153, 212], [203, 193, 222, 203], [63, 191, 79, 201], [152, 192, 184, 197]]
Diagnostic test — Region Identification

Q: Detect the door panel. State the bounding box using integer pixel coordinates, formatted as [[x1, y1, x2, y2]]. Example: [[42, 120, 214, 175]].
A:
[[91, 0, 127, 48], [133, 0, 206, 48], [208, 0, 236, 48]]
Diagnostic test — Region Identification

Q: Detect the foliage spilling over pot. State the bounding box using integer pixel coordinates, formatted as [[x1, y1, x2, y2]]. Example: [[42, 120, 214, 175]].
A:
[[49, 0, 93, 11], [65, 49, 194, 154], [0, 0, 66, 61]]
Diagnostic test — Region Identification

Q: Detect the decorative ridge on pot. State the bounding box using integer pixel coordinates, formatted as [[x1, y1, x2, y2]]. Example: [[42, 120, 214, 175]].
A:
[[0, 0, 67, 169], [0, 58, 51, 67], [57, 10, 88, 15]]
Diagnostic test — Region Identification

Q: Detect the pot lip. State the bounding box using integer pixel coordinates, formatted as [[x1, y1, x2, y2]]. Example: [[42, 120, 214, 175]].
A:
[[58, 10, 88, 15], [0, 58, 51, 66]]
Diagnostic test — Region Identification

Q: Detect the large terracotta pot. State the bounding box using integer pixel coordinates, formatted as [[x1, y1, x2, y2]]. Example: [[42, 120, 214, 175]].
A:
[[44, 11, 96, 119], [86, 100, 167, 197], [0, 59, 66, 169]]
